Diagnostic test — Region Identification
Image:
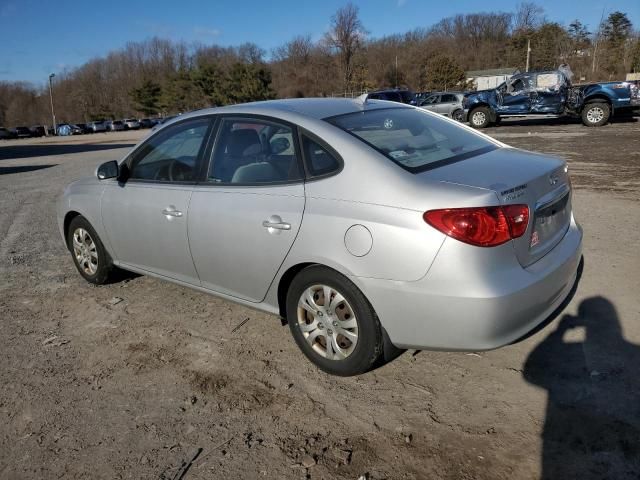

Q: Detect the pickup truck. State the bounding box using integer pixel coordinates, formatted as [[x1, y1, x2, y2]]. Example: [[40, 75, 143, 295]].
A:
[[463, 69, 640, 128]]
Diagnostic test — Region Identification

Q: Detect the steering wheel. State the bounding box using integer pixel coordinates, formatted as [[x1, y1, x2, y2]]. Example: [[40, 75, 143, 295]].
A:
[[168, 159, 191, 181]]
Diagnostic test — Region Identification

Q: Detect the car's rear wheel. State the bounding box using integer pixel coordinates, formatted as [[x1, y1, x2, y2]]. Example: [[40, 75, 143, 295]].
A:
[[286, 265, 383, 376], [452, 109, 464, 122], [581, 102, 610, 127], [67, 216, 113, 284], [469, 106, 491, 128]]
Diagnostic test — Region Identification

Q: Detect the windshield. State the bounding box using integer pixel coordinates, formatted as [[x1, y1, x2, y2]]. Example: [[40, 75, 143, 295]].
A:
[[327, 107, 496, 172]]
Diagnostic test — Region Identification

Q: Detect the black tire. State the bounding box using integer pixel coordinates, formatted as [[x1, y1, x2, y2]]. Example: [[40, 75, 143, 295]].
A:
[[451, 109, 464, 122], [67, 215, 113, 284], [581, 102, 610, 127], [469, 106, 491, 128], [286, 265, 384, 376]]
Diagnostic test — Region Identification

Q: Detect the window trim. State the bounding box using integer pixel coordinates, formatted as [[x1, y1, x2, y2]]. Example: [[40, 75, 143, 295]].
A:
[[202, 113, 306, 188], [297, 128, 344, 182], [123, 116, 215, 186]]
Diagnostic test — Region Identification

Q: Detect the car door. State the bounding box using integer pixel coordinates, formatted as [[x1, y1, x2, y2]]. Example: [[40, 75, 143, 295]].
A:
[[419, 95, 440, 113], [497, 75, 533, 114], [101, 117, 213, 284], [188, 116, 305, 302], [530, 72, 565, 114], [438, 94, 458, 115]]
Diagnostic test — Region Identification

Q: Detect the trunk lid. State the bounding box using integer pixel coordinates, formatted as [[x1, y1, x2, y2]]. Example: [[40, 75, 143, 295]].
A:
[[421, 147, 571, 266]]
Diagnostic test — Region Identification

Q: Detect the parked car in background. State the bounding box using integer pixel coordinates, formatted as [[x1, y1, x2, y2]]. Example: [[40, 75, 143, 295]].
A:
[[411, 91, 431, 105], [75, 123, 92, 134], [464, 67, 640, 128], [123, 118, 140, 130], [29, 125, 47, 137], [367, 88, 414, 104], [139, 118, 159, 129], [14, 126, 32, 138], [0, 127, 16, 139], [418, 92, 465, 121], [108, 120, 125, 131], [55, 124, 83, 136], [58, 97, 582, 376], [87, 121, 107, 133], [151, 115, 177, 132]]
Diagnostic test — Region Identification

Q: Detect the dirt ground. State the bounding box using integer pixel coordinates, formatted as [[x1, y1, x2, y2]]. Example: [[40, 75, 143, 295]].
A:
[[1, 118, 639, 480]]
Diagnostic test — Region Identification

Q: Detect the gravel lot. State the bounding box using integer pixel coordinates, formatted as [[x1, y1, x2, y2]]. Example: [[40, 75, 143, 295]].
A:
[[1, 119, 639, 479]]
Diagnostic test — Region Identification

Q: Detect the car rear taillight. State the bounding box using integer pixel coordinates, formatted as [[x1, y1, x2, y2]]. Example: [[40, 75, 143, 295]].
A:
[[423, 205, 529, 247]]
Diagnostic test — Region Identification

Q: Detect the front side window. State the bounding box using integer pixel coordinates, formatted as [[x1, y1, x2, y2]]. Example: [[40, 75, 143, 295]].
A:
[[208, 119, 302, 184], [421, 95, 439, 105], [129, 119, 210, 182], [327, 107, 495, 173]]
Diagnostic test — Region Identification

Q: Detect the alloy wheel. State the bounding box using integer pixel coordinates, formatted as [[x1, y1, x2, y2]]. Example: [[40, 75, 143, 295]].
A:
[[472, 111, 486, 126], [586, 106, 604, 124], [297, 284, 358, 360], [72, 227, 98, 275]]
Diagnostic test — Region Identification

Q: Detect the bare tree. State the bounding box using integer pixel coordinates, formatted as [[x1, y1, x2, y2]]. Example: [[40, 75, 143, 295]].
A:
[[324, 3, 367, 91], [514, 2, 545, 33]]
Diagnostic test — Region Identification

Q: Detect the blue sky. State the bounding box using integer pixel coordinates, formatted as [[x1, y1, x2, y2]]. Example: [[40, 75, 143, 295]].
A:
[[1, 0, 638, 86]]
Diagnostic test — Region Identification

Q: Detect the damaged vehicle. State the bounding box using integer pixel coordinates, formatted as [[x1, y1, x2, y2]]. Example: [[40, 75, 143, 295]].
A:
[[464, 66, 640, 128]]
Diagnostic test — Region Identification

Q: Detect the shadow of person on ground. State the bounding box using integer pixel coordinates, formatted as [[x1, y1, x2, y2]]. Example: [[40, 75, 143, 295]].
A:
[[524, 297, 640, 479]]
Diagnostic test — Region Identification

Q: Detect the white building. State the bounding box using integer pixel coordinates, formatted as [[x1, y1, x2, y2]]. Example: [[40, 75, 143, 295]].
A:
[[466, 68, 520, 91]]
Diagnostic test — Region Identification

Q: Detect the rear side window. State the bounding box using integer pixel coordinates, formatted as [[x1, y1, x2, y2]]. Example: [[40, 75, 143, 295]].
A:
[[301, 136, 341, 177], [441, 94, 458, 103], [327, 107, 495, 173]]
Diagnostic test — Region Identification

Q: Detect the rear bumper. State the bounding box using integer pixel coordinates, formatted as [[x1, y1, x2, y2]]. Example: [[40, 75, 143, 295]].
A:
[[355, 215, 583, 350]]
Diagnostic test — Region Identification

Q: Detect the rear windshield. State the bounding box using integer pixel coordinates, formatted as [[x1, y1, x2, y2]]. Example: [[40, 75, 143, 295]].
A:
[[327, 107, 496, 173]]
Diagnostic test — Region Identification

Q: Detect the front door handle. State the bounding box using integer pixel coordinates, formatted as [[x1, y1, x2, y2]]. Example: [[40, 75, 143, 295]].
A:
[[262, 215, 291, 232], [162, 207, 183, 217], [262, 220, 291, 230]]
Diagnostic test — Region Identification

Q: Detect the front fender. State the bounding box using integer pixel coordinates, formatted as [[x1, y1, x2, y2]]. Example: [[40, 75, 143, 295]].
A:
[[58, 179, 114, 257]]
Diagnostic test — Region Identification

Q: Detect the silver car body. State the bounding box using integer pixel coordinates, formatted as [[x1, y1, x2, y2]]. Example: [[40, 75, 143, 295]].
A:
[[123, 118, 140, 130], [419, 92, 465, 118], [57, 98, 582, 350], [87, 121, 107, 133]]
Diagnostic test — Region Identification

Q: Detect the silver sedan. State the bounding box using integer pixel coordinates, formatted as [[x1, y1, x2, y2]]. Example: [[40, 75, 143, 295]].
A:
[[57, 97, 583, 376]]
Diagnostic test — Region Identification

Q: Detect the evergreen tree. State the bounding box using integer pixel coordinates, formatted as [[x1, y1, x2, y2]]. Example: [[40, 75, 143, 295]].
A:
[[420, 55, 465, 91], [130, 80, 162, 116]]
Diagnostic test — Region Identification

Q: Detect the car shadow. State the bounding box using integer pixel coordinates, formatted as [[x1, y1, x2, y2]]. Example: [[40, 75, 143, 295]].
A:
[[0, 143, 135, 161], [0, 164, 57, 175], [523, 296, 640, 479]]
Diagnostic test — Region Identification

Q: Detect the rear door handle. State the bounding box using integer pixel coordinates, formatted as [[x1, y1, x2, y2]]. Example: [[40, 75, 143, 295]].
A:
[[262, 220, 291, 230], [162, 208, 183, 217]]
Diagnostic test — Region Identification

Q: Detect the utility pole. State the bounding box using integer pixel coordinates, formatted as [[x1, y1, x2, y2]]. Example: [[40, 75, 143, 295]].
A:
[[395, 55, 398, 88], [525, 39, 531, 72], [48, 73, 56, 136]]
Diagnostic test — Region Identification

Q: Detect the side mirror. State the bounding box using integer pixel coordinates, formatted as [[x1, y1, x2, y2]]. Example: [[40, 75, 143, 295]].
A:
[[97, 160, 119, 180]]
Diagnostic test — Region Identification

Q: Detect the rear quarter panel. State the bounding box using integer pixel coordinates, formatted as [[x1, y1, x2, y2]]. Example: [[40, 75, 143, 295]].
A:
[[582, 83, 633, 109]]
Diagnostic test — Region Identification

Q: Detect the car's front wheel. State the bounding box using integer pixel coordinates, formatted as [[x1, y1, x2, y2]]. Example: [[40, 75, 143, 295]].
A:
[[286, 266, 384, 376], [452, 109, 464, 122], [469, 106, 491, 128], [67, 215, 113, 284], [581, 102, 610, 127]]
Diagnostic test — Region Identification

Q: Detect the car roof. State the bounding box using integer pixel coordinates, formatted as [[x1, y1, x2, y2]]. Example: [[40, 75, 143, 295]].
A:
[[177, 97, 411, 123]]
